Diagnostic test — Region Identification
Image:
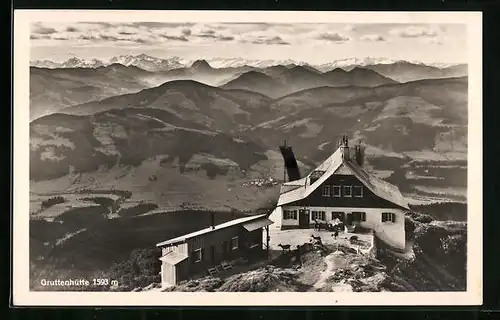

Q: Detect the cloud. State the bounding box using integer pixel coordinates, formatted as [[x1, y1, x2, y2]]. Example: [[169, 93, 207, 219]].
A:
[[249, 36, 289, 45], [79, 35, 100, 41], [52, 36, 70, 41], [389, 26, 438, 38], [317, 32, 350, 42], [113, 26, 138, 36], [124, 22, 195, 29], [191, 28, 235, 42], [30, 34, 50, 40], [65, 26, 79, 32], [218, 35, 234, 41], [99, 34, 119, 41], [160, 35, 189, 42], [32, 24, 57, 35], [359, 34, 387, 42], [133, 38, 153, 44], [201, 29, 216, 35], [196, 33, 217, 39], [221, 23, 271, 33], [76, 22, 114, 29]]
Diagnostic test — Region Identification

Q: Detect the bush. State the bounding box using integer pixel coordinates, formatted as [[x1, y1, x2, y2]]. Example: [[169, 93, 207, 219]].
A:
[[105, 248, 161, 291], [414, 214, 434, 224], [405, 217, 417, 240], [41, 196, 65, 209], [408, 211, 434, 223]]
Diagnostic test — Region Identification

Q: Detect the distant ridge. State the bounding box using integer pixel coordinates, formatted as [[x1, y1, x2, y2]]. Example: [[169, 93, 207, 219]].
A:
[[31, 54, 467, 72]]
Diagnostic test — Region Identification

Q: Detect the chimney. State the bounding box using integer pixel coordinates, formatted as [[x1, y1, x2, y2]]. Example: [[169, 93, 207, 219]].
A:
[[340, 135, 349, 160], [210, 212, 215, 230], [354, 143, 364, 167]]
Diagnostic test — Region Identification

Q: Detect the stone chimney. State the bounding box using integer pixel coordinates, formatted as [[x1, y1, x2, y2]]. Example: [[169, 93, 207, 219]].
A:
[[340, 135, 349, 160]]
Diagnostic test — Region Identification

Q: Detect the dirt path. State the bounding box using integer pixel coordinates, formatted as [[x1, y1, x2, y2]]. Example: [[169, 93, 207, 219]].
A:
[[312, 251, 343, 290]]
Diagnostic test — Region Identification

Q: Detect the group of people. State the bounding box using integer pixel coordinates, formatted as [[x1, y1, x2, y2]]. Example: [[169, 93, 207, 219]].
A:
[[313, 218, 344, 232]]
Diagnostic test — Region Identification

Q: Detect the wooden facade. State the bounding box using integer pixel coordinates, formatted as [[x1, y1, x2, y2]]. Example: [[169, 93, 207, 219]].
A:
[[288, 173, 403, 210], [185, 226, 264, 276], [157, 214, 272, 287]]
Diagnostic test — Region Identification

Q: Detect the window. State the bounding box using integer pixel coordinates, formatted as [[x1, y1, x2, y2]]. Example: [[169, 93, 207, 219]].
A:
[[343, 185, 352, 197], [353, 186, 363, 198], [312, 211, 326, 221], [163, 246, 174, 255], [382, 212, 396, 223], [231, 236, 239, 250], [193, 248, 203, 263], [331, 212, 345, 222], [322, 185, 330, 197], [283, 210, 297, 220], [332, 185, 341, 197], [352, 211, 366, 222]]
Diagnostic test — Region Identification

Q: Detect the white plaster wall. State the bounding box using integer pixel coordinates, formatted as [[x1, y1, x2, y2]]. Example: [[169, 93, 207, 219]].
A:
[[280, 205, 406, 250], [268, 206, 283, 229]]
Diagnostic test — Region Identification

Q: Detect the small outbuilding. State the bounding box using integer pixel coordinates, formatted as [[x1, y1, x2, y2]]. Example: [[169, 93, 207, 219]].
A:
[[156, 213, 273, 287]]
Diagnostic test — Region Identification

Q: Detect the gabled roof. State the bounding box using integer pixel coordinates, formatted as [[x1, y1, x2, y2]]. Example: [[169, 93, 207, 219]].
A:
[[277, 146, 409, 210], [156, 213, 269, 247]]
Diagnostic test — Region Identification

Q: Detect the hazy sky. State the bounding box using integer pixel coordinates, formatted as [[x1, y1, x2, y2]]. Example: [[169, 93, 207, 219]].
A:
[[30, 22, 468, 64]]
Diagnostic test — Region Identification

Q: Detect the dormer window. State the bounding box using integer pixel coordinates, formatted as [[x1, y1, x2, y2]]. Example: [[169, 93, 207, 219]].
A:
[[343, 185, 352, 197], [322, 185, 330, 197], [353, 186, 363, 198], [332, 185, 341, 197]]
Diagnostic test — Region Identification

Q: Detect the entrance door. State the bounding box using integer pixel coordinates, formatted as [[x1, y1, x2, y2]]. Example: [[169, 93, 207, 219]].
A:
[[345, 213, 353, 226], [162, 262, 176, 286], [298, 209, 310, 228], [221, 241, 230, 259], [210, 245, 216, 265]]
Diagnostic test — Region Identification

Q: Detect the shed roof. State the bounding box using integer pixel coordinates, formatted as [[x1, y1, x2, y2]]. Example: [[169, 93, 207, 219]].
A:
[[156, 213, 269, 247], [159, 251, 189, 265], [277, 146, 409, 210]]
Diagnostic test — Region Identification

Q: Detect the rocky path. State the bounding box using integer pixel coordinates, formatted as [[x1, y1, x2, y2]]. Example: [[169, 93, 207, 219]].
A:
[[312, 251, 342, 290]]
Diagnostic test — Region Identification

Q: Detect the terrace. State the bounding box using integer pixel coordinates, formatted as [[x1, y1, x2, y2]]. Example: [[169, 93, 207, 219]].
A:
[[268, 227, 375, 255]]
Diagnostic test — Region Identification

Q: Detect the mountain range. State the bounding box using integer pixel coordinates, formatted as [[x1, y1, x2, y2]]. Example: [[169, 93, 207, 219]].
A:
[[31, 54, 466, 73], [31, 75, 468, 202], [29, 52, 469, 212], [31, 54, 187, 72], [30, 63, 155, 120], [222, 66, 398, 98], [29, 56, 468, 120]]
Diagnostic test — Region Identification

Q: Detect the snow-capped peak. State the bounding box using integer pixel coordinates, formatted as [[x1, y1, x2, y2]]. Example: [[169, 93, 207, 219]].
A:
[[30, 54, 461, 71], [107, 54, 185, 71]]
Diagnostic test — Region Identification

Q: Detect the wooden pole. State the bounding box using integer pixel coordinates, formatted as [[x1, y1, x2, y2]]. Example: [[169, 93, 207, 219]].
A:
[[266, 226, 270, 254]]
